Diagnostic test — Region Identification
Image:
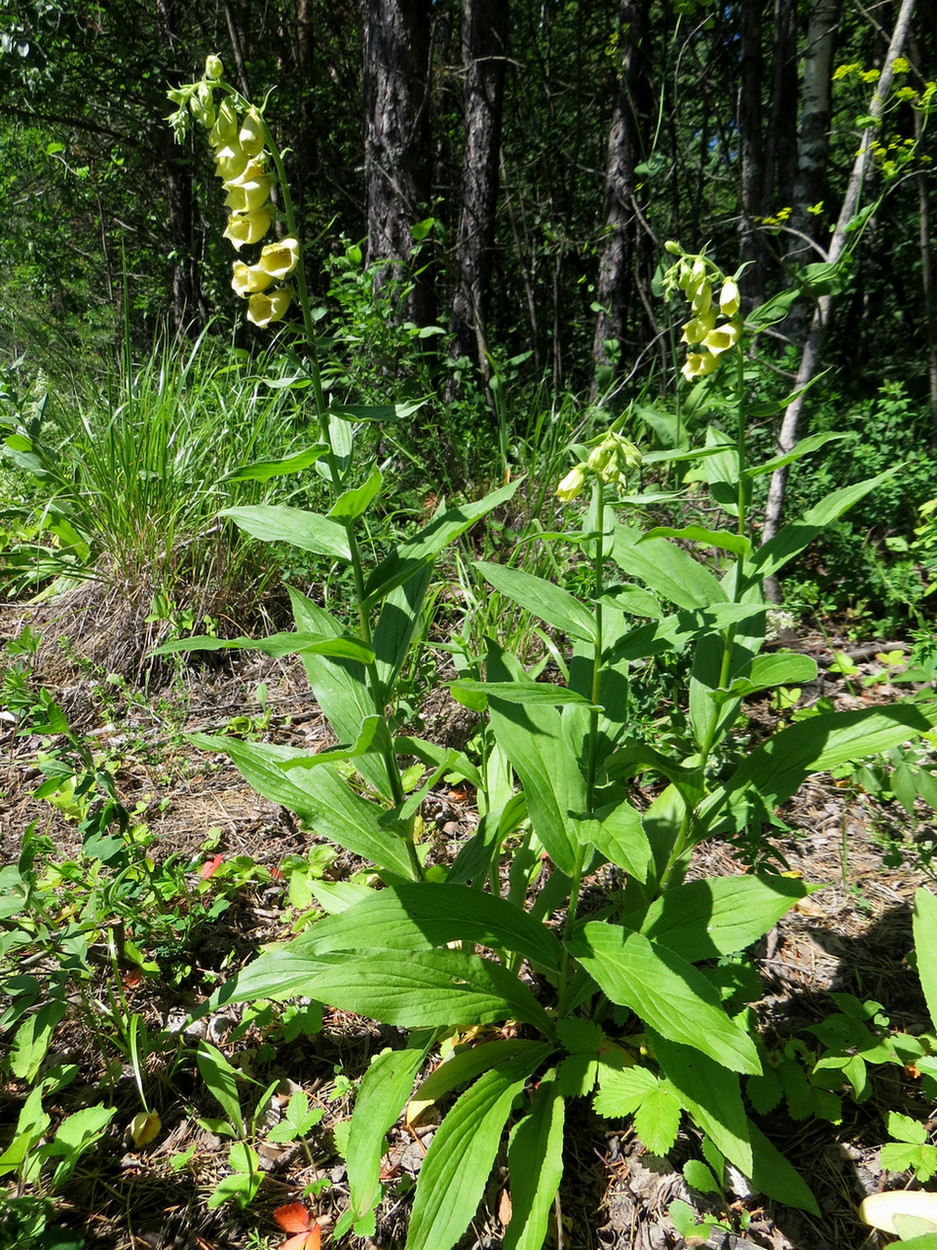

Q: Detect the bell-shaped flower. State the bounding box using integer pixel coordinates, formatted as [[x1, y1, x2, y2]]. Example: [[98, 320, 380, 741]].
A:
[[215, 144, 250, 183], [210, 100, 239, 150], [258, 237, 300, 281], [556, 465, 586, 501], [247, 286, 293, 328], [704, 319, 741, 357], [223, 155, 268, 185], [223, 207, 272, 250], [681, 351, 718, 382], [681, 308, 716, 346], [224, 176, 273, 214], [232, 261, 276, 297], [238, 107, 266, 157]]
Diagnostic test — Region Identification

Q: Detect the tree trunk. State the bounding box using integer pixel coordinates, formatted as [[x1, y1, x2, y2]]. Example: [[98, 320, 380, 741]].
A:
[[449, 0, 508, 375], [156, 0, 204, 333], [363, 0, 434, 326], [738, 0, 765, 301], [762, 0, 919, 584], [591, 0, 651, 385]]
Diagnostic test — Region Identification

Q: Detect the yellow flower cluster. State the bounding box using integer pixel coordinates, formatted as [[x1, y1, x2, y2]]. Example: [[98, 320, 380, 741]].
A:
[[168, 56, 299, 328], [664, 246, 742, 381]]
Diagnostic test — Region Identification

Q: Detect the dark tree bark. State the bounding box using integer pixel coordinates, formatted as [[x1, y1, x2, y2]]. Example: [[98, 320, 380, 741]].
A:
[[590, 0, 652, 384], [155, 0, 205, 333], [739, 0, 765, 302], [363, 0, 434, 325], [761, 0, 798, 286], [449, 0, 508, 374]]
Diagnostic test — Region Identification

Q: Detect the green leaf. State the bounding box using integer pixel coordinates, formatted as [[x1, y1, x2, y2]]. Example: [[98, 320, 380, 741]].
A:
[[329, 467, 383, 521], [364, 480, 520, 609], [405, 1046, 551, 1250], [611, 524, 726, 610], [197, 1042, 245, 1136], [372, 565, 433, 704], [291, 883, 563, 973], [328, 399, 425, 423], [747, 1122, 820, 1214], [413, 1040, 547, 1108], [152, 630, 373, 661], [567, 923, 760, 1073], [345, 1039, 432, 1223], [188, 736, 416, 879], [642, 526, 750, 556], [747, 432, 848, 478], [220, 504, 351, 561], [718, 652, 818, 700], [218, 444, 328, 482], [227, 948, 554, 1035], [594, 1067, 682, 1156], [914, 888, 937, 1031], [451, 678, 594, 710], [473, 561, 598, 642], [700, 704, 937, 837], [625, 875, 809, 962], [651, 1035, 753, 1176], [504, 1078, 566, 1250], [571, 799, 651, 883]]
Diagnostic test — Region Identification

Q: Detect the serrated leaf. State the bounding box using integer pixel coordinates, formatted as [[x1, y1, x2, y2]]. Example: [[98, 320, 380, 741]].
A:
[[405, 1046, 551, 1250]]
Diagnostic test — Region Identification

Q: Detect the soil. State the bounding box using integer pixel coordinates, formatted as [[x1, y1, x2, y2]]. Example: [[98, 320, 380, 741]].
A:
[[1, 600, 936, 1250]]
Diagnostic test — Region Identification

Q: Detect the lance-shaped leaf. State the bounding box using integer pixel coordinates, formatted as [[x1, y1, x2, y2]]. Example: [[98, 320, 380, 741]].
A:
[[218, 444, 328, 482], [152, 630, 373, 661], [712, 651, 818, 702], [570, 800, 651, 883], [504, 1076, 566, 1250], [405, 1046, 552, 1250], [642, 525, 750, 556], [473, 560, 598, 643], [698, 703, 937, 838], [328, 467, 383, 521], [566, 923, 760, 1074], [623, 874, 810, 962], [220, 504, 351, 561], [451, 678, 595, 712], [189, 735, 416, 878], [344, 1037, 434, 1227], [747, 431, 848, 478], [328, 399, 425, 423], [364, 479, 520, 609], [611, 523, 727, 609], [913, 889, 937, 1031], [288, 883, 563, 973]]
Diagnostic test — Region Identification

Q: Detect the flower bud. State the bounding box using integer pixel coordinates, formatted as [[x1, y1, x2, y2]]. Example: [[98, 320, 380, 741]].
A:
[[247, 286, 294, 327], [223, 207, 272, 250], [719, 279, 741, 317], [205, 54, 224, 80], [209, 100, 238, 149], [664, 240, 683, 256], [238, 107, 266, 157], [556, 465, 586, 502]]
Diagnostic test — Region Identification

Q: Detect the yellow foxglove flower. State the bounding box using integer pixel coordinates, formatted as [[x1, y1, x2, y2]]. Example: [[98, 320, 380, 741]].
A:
[[719, 279, 741, 317], [704, 319, 741, 356], [223, 207, 272, 250], [231, 261, 276, 296], [238, 107, 266, 157], [247, 286, 293, 327], [215, 144, 250, 183], [258, 237, 300, 280], [224, 176, 273, 214], [223, 155, 268, 185], [209, 100, 238, 149], [556, 465, 586, 501], [681, 308, 716, 345], [681, 351, 718, 382]]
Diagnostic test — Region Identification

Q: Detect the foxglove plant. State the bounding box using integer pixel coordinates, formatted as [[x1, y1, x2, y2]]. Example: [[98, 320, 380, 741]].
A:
[[164, 62, 937, 1249]]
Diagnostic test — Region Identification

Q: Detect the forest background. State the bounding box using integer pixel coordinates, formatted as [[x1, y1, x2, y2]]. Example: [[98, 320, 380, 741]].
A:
[[1, 0, 937, 626]]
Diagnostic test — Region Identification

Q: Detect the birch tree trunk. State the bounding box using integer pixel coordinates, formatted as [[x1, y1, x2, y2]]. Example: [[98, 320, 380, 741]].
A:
[[761, 0, 918, 586]]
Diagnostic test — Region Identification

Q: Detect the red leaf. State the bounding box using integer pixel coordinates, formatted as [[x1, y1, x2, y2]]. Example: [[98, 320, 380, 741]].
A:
[[273, 1203, 313, 1233], [200, 853, 224, 880]]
